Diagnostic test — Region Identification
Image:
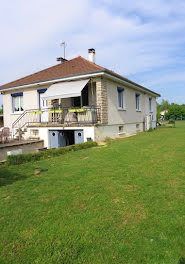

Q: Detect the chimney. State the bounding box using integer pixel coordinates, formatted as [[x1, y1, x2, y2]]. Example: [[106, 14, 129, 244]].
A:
[[88, 48, 95, 63], [56, 57, 67, 63]]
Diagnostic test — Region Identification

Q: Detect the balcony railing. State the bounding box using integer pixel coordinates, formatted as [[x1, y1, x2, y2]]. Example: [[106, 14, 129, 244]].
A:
[[12, 106, 101, 129]]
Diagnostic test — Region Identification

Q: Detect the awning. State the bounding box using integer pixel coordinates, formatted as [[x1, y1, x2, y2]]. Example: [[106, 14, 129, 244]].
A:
[[40, 79, 89, 100]]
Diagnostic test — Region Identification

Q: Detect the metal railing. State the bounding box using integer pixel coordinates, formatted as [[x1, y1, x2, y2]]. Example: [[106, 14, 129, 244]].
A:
[[12, 106, 101, 130]]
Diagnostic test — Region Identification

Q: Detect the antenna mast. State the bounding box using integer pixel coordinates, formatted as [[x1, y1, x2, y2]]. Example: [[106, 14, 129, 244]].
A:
[[60, 41, 67, 59]]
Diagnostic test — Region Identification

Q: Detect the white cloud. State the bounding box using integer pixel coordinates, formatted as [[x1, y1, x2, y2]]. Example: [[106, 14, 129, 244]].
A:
[[100, 0, 185, 18], [0, 0, 89, 58], [0, 0, 185, 106]]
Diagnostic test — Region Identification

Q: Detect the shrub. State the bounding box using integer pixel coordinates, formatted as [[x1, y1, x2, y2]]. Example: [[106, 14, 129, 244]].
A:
[[166, 118, 176, 128], [157, 119, 175, 128], [168, 118, 175, 124], [7, 141, 97, 165]]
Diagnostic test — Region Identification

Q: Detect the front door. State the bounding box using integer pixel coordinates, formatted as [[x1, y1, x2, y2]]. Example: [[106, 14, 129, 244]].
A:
[[38, 89, 48, 122]]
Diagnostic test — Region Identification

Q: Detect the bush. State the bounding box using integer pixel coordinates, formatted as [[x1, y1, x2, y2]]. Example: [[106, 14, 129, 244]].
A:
[[168, 119, 175, 124], [166, 119, 176, 128], [7, 141, 97, 165]]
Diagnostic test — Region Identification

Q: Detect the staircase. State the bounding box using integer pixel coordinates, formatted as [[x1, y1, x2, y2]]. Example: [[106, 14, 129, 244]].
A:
[[12, 109, 41, 140]]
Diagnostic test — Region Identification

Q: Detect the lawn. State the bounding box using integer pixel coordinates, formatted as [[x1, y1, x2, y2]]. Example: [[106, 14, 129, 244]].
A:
[[0, 122, 185, 264]]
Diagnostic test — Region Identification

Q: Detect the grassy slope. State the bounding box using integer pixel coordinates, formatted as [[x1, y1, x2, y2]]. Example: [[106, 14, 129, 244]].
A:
[[0, 122, 185, 264]]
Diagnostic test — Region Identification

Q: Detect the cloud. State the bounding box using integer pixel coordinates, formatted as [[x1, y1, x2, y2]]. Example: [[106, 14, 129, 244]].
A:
[[0, 0, 89, 59], [0, 0, 185, 106], [99, 0, 185, 18]]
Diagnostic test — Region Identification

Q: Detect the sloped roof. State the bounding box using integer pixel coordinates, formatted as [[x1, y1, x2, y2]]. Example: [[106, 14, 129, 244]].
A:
[[0, 56, 103, 90], [0, 56, 160, 96]]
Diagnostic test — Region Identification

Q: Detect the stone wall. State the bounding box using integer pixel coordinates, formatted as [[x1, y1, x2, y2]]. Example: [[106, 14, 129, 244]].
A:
[[0, 140, 44, 161], [96, 78, 108, 124]]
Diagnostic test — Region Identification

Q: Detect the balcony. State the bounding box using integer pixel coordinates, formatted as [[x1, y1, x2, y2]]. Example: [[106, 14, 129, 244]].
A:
[[12, 106, 101, 129]]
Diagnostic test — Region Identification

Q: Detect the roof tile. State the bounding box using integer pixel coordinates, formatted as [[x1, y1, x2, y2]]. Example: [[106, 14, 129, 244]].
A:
[[0, 56, 160, 96], [0, 56, 104, 90]]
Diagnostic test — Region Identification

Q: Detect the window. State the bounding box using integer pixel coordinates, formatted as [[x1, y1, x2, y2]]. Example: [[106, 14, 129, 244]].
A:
[[11, 92, 23, 112], [72, 97, 81, 107], [117, 87, 124, 109], [82, 85, 89, 106], [149, 97, 152, 112], [135, 93, 140, 111], [31, 129, 39, 137], [38, 88, 47, 109], [72, 85, 89, 108], [119, 126, 124, 133]]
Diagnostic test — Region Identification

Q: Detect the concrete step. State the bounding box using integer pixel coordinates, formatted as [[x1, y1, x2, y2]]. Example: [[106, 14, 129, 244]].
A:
[[28, 137, 40, 140]]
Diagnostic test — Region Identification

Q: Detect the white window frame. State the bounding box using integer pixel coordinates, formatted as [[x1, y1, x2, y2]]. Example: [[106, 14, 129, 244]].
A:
[[135, 93, 141, 111], [12, 93, 24, 113], [149, 97, 153, 112], [117, 87, 125, 110]]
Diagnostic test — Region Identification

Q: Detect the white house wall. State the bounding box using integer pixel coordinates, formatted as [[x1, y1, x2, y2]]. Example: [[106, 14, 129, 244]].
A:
[[2, 85, 46, 129], [28, 126, 95, 148], [106, 78, 157, 126], [94, 125, 122, 141]]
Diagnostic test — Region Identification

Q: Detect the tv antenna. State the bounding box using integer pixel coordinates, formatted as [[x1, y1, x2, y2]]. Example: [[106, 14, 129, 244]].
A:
[[60, 41, 67, 59]]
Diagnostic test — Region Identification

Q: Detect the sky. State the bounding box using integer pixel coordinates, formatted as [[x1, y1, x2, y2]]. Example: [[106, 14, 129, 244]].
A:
[[0, 0, 185, 107]]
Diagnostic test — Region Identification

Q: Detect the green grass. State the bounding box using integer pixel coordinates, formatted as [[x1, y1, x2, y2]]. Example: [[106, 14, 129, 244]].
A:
[[0, 122, 185, 264]]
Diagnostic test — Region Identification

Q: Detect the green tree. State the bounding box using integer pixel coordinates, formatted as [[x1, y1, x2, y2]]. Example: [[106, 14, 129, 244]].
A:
[[157, 104, 161, 121], [165, 104, 185, 120], [160, 99, 169, 111], [0, 104, 3, 114]]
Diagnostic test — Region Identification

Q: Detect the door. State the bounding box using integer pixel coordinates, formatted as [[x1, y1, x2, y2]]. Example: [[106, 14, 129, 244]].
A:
[[40, 98, 48, 122], [49, 130, 59, 148], [59, 131, 66, 147], [74, 130, 84, 144], [146, 115, 152, 130]]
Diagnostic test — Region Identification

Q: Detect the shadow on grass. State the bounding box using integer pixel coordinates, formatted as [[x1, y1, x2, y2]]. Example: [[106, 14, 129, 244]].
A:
[[178, 257, 185, 264], [0, 166, 29, 187]]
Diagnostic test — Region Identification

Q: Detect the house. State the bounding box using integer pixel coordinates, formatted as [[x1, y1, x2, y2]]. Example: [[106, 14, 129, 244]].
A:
[[0, 49, 160, 148], [160, 110, 168, 120]]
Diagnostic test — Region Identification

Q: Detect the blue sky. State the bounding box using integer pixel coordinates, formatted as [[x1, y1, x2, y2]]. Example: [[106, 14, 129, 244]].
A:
[[0, 0, 185, 107]]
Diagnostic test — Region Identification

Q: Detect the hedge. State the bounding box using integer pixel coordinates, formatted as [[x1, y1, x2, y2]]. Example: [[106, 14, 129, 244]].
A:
[[7, 141, 98, 165]]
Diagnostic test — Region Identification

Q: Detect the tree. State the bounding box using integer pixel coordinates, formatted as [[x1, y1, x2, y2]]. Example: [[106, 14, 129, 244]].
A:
[[156, 104, 161, 120], [0, 104, 3, 114], [160, 99, 169, 111], [165, 104, 185, 120]]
